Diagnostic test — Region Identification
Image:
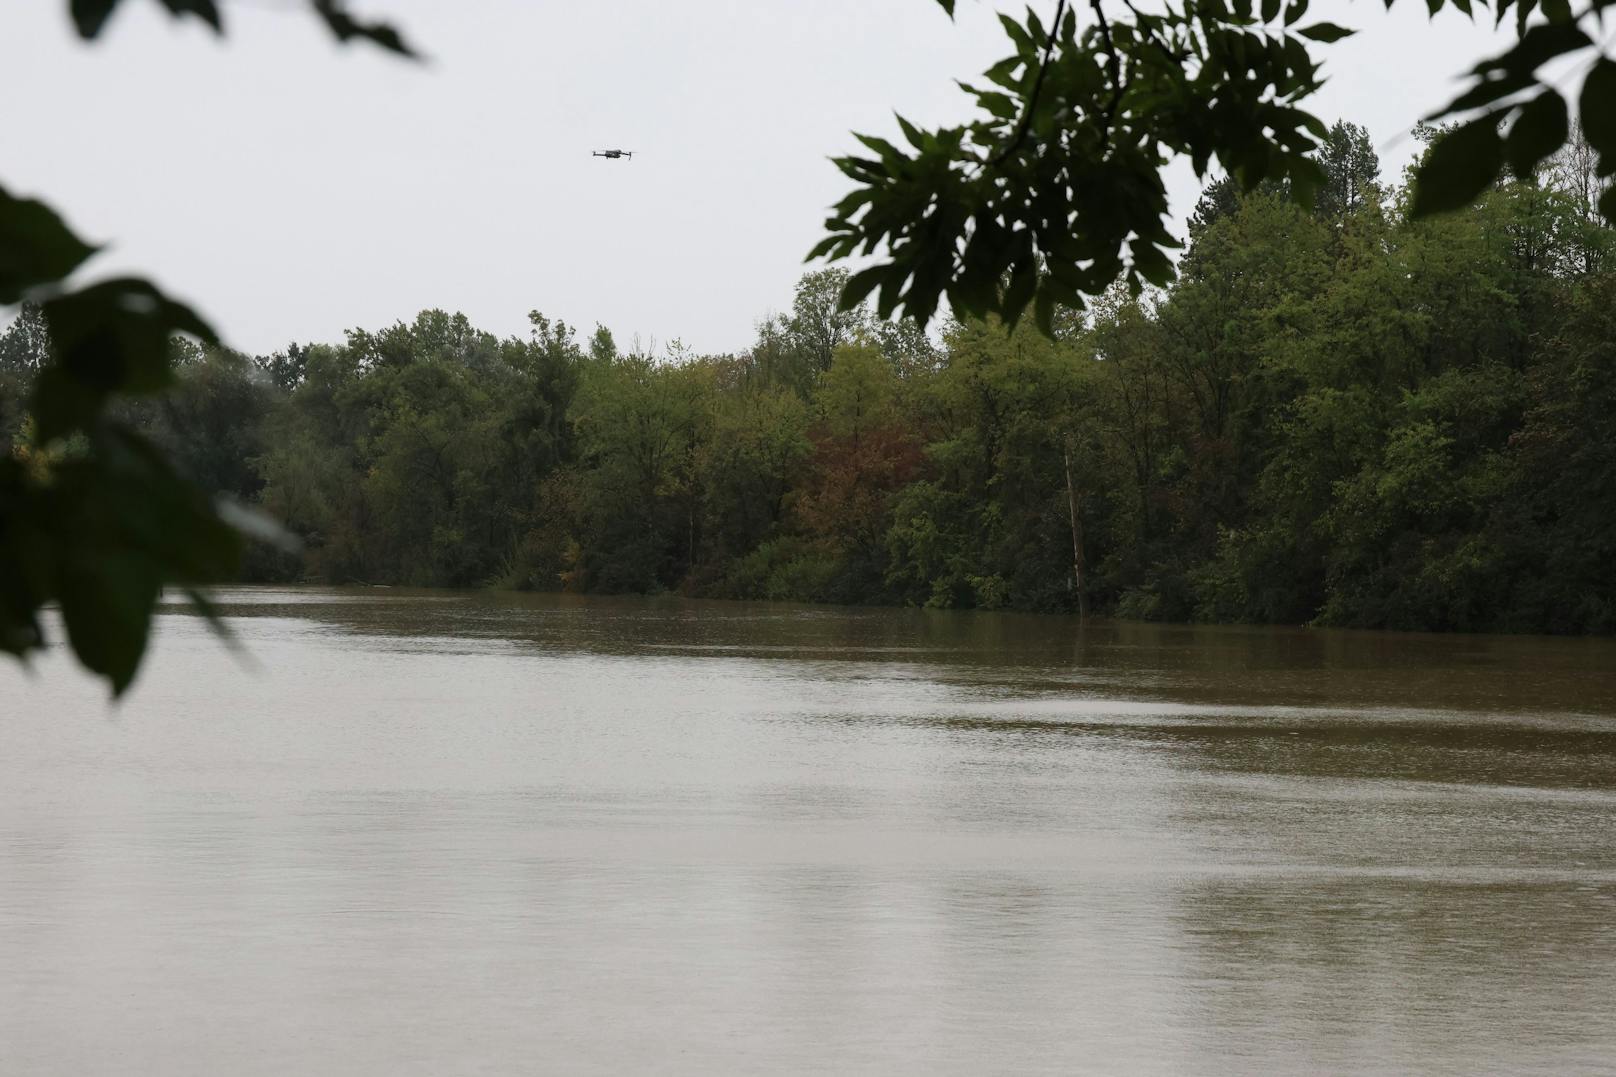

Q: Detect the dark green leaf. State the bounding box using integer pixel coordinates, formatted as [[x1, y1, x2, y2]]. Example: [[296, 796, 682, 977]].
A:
[[839, 265, 889, 311], [1033, 287, 1056, 338], [1432, 69, 1536, 118], [806, 235, 844, 261], [69, 0, 119, 37], [971, 89, 1019, 121], [1472, 22, 1590, 77], [73, 0, 222, 36], [55, 552, 159, 697], [1581, 59, 1616, 175], [854, 134, 906, 167], [1131, 239, 1176, 287], [1505, 89, 1568, 177], [38, 422, 244, 696], [100, 428, 242, 582], [877, 262, 910, 320], [311, 0, 417, 57], [0, 186, 99, 304], [895, 114, 927, 152], [1023, 8, 1046, 47], [1411, 116, 1504, 217], [35, 278, 218, 443], [157, 0, 221, 31], [997, 12, 1034, 56], [1001, 258, 1037, 329], [0, 462, 49, 657], [1598, 182, 1616, 222], [1297, 22, 1355, 42]]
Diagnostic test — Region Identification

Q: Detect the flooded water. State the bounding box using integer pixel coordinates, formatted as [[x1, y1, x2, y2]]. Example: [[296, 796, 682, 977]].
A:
[[2, 587, 1614, 1074]]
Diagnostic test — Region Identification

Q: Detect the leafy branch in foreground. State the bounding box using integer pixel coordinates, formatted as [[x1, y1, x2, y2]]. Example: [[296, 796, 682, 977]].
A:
[[814, 0, 1616, 331], [0, 1, 414, 695], [68, 0, 416, 55]]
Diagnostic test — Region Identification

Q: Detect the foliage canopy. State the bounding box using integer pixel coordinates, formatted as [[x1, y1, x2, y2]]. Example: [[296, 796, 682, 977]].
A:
[[814, 0, 1616, 332]]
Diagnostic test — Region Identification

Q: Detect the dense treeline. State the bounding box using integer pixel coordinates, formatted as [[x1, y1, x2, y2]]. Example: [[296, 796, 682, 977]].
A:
[[4, 122, 1613, 633]]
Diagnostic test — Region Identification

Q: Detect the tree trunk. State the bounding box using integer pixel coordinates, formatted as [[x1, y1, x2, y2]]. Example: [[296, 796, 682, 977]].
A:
[[1064, 443, 1087, 618]]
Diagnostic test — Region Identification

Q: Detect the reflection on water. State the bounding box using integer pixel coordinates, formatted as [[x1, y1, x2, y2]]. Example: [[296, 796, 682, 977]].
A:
[[2, 587, 1613, 1074]]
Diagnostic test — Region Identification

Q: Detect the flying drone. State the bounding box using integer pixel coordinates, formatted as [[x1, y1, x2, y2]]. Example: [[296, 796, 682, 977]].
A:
[[592, 149, 633, 160]]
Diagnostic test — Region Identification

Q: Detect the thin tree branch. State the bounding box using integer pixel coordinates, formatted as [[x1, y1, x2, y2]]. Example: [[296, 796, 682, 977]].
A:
[[1092, 0, 1126, 142], [990, 0, 1072, 167]]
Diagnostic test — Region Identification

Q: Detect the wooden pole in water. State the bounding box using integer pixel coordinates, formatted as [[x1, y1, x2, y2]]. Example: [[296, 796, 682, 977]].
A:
[[1064, 442, 1087, 618]]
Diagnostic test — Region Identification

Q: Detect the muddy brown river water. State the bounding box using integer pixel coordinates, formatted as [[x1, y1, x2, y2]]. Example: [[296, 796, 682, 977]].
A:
[[2, 587, 1613, 1074]]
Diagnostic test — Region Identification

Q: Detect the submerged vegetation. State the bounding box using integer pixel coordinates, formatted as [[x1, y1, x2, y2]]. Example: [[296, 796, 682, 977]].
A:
[[4, 123, 1613, 635]]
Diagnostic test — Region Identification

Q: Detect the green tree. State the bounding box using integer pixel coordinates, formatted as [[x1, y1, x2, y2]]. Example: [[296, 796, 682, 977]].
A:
[[1314, 121, 1381, 229], [570, 347, 713, 592], [888, 318, 1095, 611], [0, 303, 51, 447], [695, 381, 811, 580]]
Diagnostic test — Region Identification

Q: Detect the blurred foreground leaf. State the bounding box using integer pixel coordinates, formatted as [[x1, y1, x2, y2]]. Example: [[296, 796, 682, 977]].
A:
[[0, 1, 417, 695]]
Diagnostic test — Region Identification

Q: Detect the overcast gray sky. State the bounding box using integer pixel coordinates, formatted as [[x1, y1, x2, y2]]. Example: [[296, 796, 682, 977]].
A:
[[3, 1, 1511, 356]]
